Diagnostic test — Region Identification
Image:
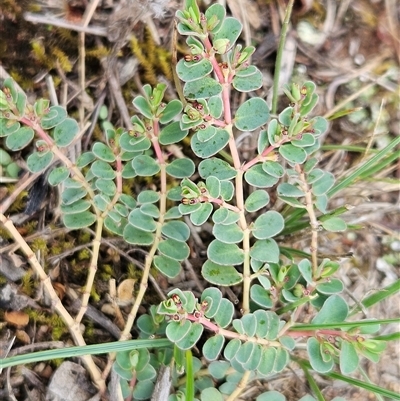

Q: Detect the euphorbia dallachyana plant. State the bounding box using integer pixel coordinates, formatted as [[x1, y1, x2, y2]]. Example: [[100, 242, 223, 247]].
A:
[[0, 0, 399, 400]]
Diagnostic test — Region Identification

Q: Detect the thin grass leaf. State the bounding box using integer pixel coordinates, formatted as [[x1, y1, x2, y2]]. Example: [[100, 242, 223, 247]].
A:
[[297, 360, 326, 401], [185, 349, 195, 401], [350, 279, 400, 315], [290, 318, 400, 331], [0, 338, 171, 369], [295, 359, 400, 400], [328, 136, 400, 197]]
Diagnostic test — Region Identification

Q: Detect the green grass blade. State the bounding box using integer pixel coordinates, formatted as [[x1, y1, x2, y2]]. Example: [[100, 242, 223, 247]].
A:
[[295, 359, 400, 400], [297, 359, 325, 401], [328, 136, 400, 197], [290, 318, 400, 331], [185, 349, 194, 401], [0, 338, 171, 369], [350, 279, 400, 315]]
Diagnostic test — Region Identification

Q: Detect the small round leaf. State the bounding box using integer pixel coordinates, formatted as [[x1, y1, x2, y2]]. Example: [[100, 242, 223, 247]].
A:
[[166, 158, 195, 178], [53, 118, 79, 147], [202, 260, 243, 286], [48, 166, 69, 186], [26, 151, 54, 173], [253, 211, 284, 239], [132, 155, 160, 176], [244, 165, 279, 188], [159, 121, 188, 145], [203, 334, 225, 361], [191, 129, 229, 158], [40, 106, 67, 129], [279, 143, 307, 164], [62, 211, 96, 229], [157, 238, 190, 261], [161, 220, 190, 242], [207, 240, 244, 266], [245, 190, 270, 212], [92, 142, 116, 162], [234, 98, 269, 131], [199, 158, 236, 180], [153, 255, 181, 278], [123, 224, 154, 245]]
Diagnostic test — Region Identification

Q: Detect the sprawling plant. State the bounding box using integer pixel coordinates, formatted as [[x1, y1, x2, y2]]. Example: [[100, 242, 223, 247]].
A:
[[0, 0, 399, 400]]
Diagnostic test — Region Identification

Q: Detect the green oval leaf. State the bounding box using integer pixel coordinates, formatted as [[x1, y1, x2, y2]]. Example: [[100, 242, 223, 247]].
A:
[[212, 17, 242, 52], [224, 339, 241, 361], [316, 278, 344, 294], [213, 298, 234, 328], [244, 165, 279, 188], [250, 284, 273, 308], [184, 77, 222, 99], [166, 158, 195, 178], [176, 58, 213, 82], [176, 322, 204, 350], [244, 190, 270, 212], [158, 238, 190, 261], [191, 129, 229, 158], [312, 172, 335, 195], [62, 211, 96, 229], [201, 387, 224, 401], [201, 287, 223, 319], [232, 68, 263, 92], [340, 340, 359, 375], [262, 161, 285, 178], [312, 295, 348, 324], [199, 157, 236, 180], [277, 183, 305, 197], [137, 190, 159, 204], [123, 224, 154, 245], [234, 98, 269, 131], [202, 260, 243, 286], [132, 96, 153, 119], [132, 155, 160, 176], [95, 178, 116, 196], [159, 99, 183, 124], [166, 320, 192, 343], [213, 223, 243, 244], [257, 347, 276, 376], [0, 119, 20, 137], [76, 151, 96, 168], [61, 187, 87, 205], [60, 199, 91, 214], [91, 160, 116, 179], [321, 216, 347, 232], [159, 121, 189, 145], [40, 105, 67, 129], [104, 216, 126, 236], [92, 142, 116, 162], [128, 208, 156, 232], [161, 220, 190, 242], [203, 334, 225, 361], [6, 126, 34, 150], [207, 240, 244, 266], [153, 255, 181, 278], [120, 132, 151, 152], [307, 337, 334, 373], [53, 118, 79, 147], [26, 151, 54, 173], [253, 211, 284, 239], [279, 143, 307, 164], [250, 239, 280, 263], [190, 202, 213, 226], [48, 166, 69, 186]]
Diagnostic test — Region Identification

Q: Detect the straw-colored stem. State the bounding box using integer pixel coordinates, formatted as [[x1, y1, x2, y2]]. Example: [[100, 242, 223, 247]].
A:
[[0, 213, 105, 391]]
